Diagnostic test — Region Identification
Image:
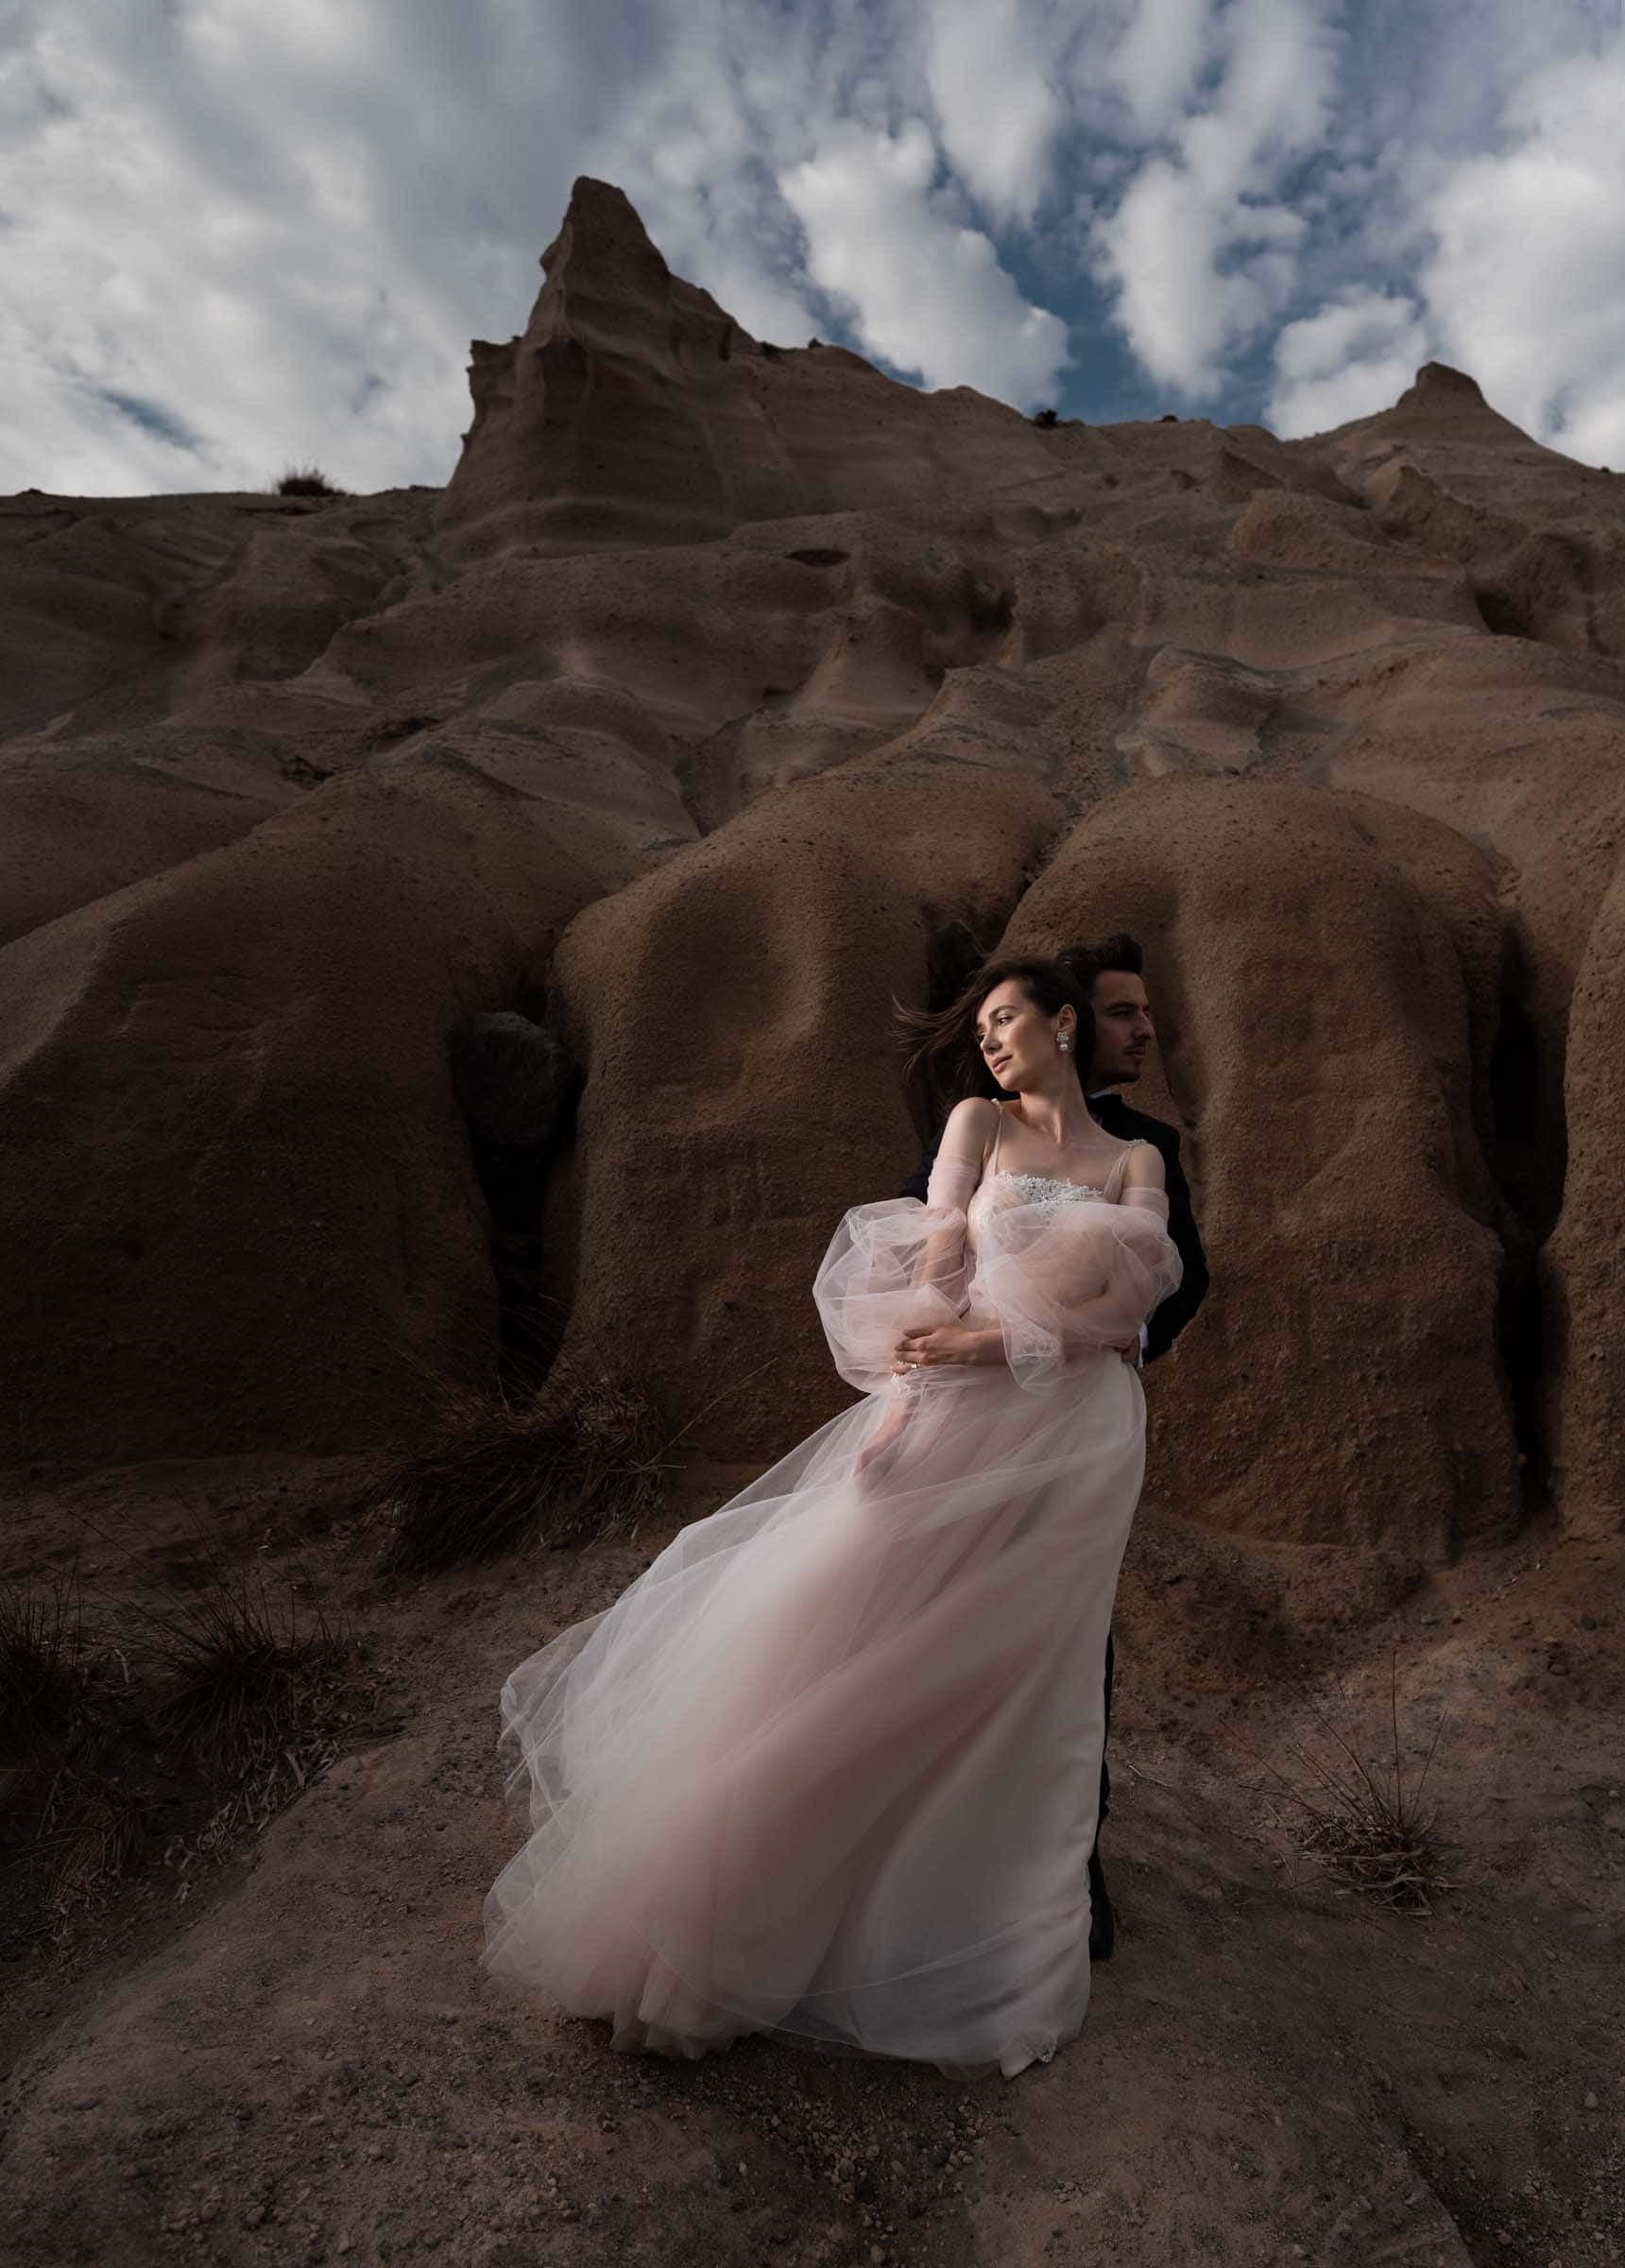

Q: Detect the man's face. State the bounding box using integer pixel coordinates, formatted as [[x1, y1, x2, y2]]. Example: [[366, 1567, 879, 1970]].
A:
[[1088, 971, 1155, 1087]]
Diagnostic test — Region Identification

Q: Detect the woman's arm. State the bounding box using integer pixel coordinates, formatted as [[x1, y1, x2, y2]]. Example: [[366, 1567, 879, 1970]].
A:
[[966, 1143, 1183, 1390], [859, 1101, 998, 1447], [915, 1095, 996, 1303], [1055, 1144, 1175, 1356]]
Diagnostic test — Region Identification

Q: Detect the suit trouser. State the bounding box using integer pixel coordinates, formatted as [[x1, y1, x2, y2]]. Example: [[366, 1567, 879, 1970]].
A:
[[1095, 1630, 1115, 1843]]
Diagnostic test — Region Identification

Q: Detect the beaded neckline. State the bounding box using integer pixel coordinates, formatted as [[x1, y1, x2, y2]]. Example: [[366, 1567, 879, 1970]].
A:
[[985, 1170, 1106, 1202]]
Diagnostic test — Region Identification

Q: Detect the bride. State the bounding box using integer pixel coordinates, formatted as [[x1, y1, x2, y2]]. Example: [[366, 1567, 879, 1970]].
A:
[[481, 954, 1182, 2079]]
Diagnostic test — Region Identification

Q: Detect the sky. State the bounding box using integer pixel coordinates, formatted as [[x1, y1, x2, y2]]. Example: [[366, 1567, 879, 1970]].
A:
[[6, 0, 1625, 495]]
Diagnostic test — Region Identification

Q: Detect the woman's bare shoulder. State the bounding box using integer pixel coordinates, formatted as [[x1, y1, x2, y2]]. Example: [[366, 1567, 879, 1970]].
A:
[[938, 1094, 1001, 1161], [944, 1095, 1001, 1132]]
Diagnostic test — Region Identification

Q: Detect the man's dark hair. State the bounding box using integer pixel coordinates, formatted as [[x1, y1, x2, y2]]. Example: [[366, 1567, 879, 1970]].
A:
[[1064, 933, 1144, 992]]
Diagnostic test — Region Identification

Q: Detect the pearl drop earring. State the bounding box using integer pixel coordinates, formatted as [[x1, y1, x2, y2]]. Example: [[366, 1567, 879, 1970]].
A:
[[1058, 1036, 1070, 1054]]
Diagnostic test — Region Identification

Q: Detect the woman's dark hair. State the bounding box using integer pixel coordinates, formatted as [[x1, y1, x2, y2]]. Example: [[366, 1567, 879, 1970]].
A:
[[898, 954, 1096, 1119]]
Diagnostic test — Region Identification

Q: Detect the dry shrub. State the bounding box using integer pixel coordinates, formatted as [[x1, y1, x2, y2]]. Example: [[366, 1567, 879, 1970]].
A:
[[1, 1542, 358, 1952], [0, 1571, 88, 1739], [363, 1285, 778, 1575], [274, 464, 346, 498], [127, 1560, 350, 1783], [369, 1349, 675, 1576], [1258, 1654, 1451, 1912]]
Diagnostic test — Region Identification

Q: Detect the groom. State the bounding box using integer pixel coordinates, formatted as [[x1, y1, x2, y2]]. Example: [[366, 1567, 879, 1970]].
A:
[[899, 932, 1209, 1962]]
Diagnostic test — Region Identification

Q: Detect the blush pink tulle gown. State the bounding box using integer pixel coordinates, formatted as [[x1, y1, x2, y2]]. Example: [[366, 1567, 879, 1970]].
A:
[[481, 1112, 1183, 2079]]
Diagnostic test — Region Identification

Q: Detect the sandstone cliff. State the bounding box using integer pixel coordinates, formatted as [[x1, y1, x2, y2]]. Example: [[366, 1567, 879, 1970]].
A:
[[5, 176, 1623, 1586]]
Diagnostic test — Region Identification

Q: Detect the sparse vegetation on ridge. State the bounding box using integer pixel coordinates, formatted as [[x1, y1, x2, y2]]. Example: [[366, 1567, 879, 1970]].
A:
[[273, 464, 347, 497]]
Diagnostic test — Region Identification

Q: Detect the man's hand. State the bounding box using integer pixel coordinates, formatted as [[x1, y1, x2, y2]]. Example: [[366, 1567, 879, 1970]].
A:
[[1111, 1339, 1138, 1365], [893, 1324, 998, 1372]]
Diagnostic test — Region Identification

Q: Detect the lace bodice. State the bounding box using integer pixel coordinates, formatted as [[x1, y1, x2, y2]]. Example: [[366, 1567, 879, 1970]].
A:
[[978, 1170, 1105, 1210], [930, 1103, 1145, 1220]]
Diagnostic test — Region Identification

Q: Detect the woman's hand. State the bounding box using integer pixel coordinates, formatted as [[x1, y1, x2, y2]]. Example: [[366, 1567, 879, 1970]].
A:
[[854, 1394, 913, 1482], [892, 1324, 1001, 1373]]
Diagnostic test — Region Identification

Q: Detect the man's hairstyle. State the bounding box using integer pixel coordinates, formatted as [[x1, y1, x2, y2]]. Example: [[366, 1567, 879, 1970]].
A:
[[1065, 933, 1144, 992]]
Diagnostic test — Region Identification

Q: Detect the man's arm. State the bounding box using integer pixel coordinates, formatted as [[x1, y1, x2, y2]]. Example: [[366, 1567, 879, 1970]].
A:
[[1143, 1128, 1208, 1364]]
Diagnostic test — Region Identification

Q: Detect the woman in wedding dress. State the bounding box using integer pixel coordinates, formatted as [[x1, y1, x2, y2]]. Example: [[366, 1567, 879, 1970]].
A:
[[481, 955, 1182, 2079]]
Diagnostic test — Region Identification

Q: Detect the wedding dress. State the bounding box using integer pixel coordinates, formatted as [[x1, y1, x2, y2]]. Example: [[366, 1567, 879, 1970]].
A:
[[481, 1105, 1183, 2078]]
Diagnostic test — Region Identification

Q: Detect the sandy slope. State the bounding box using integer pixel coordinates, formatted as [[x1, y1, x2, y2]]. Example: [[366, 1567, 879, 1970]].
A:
[[1, 1461, 1619, 2266]]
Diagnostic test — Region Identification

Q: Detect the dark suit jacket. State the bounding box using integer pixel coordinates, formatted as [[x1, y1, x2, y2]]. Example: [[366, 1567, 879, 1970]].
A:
[[898, 1089, 1209, 1364]]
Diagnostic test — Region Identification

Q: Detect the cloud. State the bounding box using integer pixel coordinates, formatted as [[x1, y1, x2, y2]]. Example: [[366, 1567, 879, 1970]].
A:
[[1093, 0, 1343, 396], [779, 119, 1071, 404], [5, 0, 1625, 493], [1265, 287, 1428, 436], [1104, 0, 1215, 138], [1416, 29, 1625, 464], [923, 0, 1069, 227], [0, 0, 621, 493]]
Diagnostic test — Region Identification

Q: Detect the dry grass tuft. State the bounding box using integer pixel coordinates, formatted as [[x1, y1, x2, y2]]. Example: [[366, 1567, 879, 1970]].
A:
[[30, 1763, 151, 1936], [0, 1571, 88, 1740], [369, 1347, 676, 1576], [1258, 1653, 1451, 1911], [274, 464, 347, 498], [127, 1562, 350, 1783], [1, 1538, 360, 1954]]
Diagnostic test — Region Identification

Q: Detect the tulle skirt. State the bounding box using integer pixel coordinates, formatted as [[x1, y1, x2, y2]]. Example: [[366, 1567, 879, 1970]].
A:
[[481, 1353, 1146, 2080]]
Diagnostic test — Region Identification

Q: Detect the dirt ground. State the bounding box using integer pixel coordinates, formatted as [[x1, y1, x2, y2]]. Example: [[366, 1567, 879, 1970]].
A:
[[1, 1453, 1620, 2268]]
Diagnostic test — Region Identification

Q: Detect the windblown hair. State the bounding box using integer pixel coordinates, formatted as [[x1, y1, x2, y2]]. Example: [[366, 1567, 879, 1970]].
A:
[[898, 954, 1097, 1121]]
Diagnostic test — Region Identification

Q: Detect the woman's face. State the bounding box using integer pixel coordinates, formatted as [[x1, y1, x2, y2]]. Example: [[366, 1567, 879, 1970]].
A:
[[973, 980, 1071, 1091]]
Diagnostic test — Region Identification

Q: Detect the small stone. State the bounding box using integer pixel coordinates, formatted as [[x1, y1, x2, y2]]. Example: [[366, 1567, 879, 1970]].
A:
[[1584, 2091, 1599, 2108]]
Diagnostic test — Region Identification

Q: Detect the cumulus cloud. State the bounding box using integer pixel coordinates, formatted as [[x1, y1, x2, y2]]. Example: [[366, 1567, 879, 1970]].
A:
[[1266, 288, 1429, 436], [1093, 0, 1343, 396], [779, 120, 1070, 404], [0, 0, 1076, 492], [923, 0, 1069, 227], [0, 0, 622, 492], [1417, 29, 1625, 464], [1104, 0, 1215, 138], [5, 0, 1625, 492]]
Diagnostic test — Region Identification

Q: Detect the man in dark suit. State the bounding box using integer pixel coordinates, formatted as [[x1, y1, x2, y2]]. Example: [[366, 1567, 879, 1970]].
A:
[[899, 934, 1209, 1963]]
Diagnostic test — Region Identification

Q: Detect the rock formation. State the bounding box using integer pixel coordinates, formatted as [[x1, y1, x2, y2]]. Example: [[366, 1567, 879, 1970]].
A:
[[4, 175, 1623, 1594]]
